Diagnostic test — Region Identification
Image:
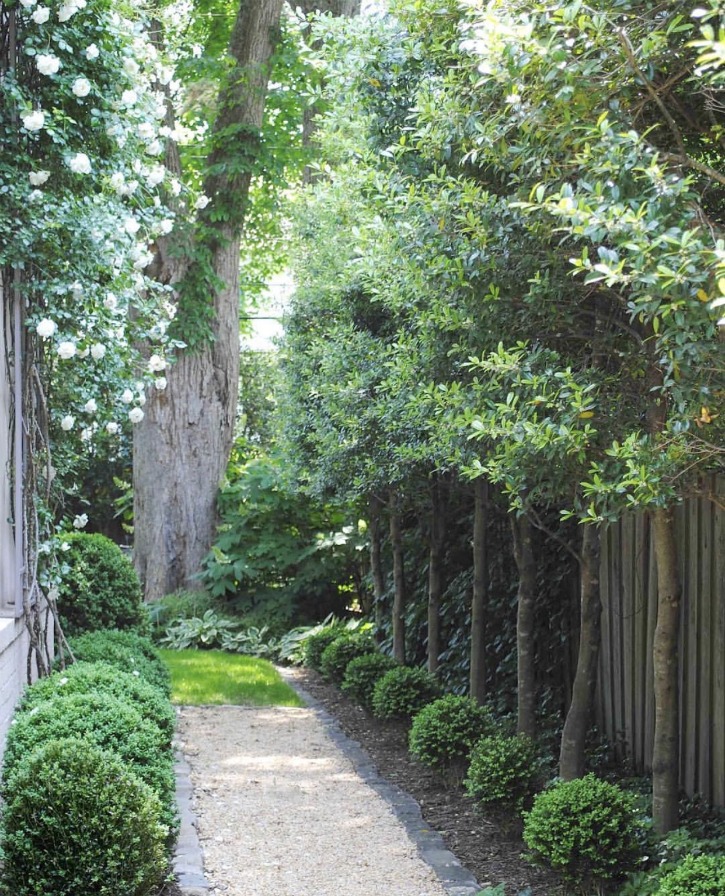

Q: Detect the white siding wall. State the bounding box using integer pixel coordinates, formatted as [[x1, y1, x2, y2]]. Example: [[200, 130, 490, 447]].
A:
[[0, 279, 32, 752]]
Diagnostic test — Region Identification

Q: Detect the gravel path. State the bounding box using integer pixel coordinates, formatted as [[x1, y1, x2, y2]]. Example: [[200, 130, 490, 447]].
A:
[[176, 703, 462, 896]]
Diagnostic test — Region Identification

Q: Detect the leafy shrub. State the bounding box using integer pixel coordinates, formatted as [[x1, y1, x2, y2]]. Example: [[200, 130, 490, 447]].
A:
[[1, 738, 167, 896], [319, 632, 377, 683], [303, 625, 345, 671], [523, 774, 645, 889], [148, 589, 214, 640], [656, 854, 725, 896], [18, 661, 175, 746], [410, 695, 496, 774], [219, 624, 280, 658], [617, 829, 725, 896], [371, 666, 441, 721], [56, 532, 148, 636], [341, 652, 398, 708], [464, 732, 541, 812], [2, 692, 176, 828], [63, 629, 171, 696]]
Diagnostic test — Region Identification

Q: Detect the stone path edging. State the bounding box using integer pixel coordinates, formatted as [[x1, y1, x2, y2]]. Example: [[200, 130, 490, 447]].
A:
[[278, 669, 481, 896], [172, 679, 481, 896]]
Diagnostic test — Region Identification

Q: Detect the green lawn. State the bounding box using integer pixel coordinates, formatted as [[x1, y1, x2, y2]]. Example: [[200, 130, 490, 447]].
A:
[[159, 649, 305, 707]]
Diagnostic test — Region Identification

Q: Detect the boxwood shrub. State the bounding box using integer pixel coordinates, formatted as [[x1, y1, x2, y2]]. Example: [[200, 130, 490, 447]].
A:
[[657, 854, 725, 896], [56, 532, 148, 636], [2, 692, 176, 829], [1, 737, 167, 896], [410, 695, 496, 774], [61, 629, 171, 696], [522, 773, 646, 889], [371, 666, 441, 722], [464, 732, 541, 812], [302, 625, 345, 672], [18, 660, 175, 746], [341, 652, 398, 708], [319, 633, 377, 683]]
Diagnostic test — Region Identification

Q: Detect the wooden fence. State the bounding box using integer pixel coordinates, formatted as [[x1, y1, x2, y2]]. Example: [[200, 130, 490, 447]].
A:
[[596, 476, 725, 808]]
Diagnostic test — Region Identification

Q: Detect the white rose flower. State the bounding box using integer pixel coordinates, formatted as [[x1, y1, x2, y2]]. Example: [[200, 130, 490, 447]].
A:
[[109, 172, 125, 193], [85, 43, 99, 60], [121, 89, 137, 106], [122, 179, 139, 195], [29, 170, 50, 185], [169, 178, 182, 196], [194, 194, 210, 210], [84, 398, 97, 414], [78, 346, 89, 359], [154, 376, 167, 391], [123, 217, 140, 235], [57, 341, 76, 360], [36, 318, 56, 338], [157, 218, 174, 235], [106, 421, 120, 435], [72, 77, 91, 98], [104, 292, 118, 311], [57, 1, 80, 21], [70, 281, 83, 299], [137, 391, 146, 406], [128, 407, 144, 424], [68, 152, 92, 174], [146, 164, 165, 187], [36, 54, 61, 75], [90, 342, 106, 360], [29, 189, 43, 201], [22, 110, 45, 131], [72, 513, 88, 529], [148, 354, 166, 372], [121, 388, 134, 404], [123, 57, 139, 76], [146, 139, 162, 156], [19, 0, 37, 7], [80, 427, 93, 441], [31, 6, 50, 23], [60, 415, 75, 431]]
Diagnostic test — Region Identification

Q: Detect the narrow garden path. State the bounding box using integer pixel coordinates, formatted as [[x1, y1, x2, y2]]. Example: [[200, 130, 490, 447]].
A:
[[174, 689, 480, 896]]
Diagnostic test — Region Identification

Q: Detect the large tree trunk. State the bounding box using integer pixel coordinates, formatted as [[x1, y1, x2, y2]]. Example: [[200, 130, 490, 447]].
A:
[[512, 512, 538, 737], [369, 493, 386, 634], [134, 0, 284, 599], [389, 493, 406, 664], [427, 477, 446, 675], [559, 524, 602, 779], [469, 478, 488, 703], [651, 506, 682, 834]]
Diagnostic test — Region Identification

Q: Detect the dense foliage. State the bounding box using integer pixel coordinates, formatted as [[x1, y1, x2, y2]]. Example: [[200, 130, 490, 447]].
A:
[[61, 629, 171, 696], [0, 738, 167, 896], [409, 695, 495, 773], [55, 532, 147, 635], [341, 652, 398, 708], [371, 666, 441, 721]]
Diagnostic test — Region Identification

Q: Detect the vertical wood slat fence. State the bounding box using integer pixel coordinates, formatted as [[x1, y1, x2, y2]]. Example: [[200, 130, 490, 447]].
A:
[[596, 476, 725, 808]]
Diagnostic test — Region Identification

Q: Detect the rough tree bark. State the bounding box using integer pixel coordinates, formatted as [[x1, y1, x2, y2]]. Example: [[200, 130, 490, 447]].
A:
[[134, 0, 284, 600], [559, 523, 602, 779], [427, 476, 446, 676], [389, 493, 406, 664], [512, 512, 537, 738], [469, 478, 488, 703], [368, 492, 386, 634], [651, 505, 682, 834]]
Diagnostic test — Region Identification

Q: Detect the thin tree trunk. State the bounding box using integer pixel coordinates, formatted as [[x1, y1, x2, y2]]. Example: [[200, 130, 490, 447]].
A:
[[470, 478, 488, 703], [512, 512, 538, 738], [559, 524, 602, 779], [651, 506, 682, 834], [427, 477, 446, 675], [369, 493, 386, 633], [389, 493, 406, 664], [134, 0, 284, 600]]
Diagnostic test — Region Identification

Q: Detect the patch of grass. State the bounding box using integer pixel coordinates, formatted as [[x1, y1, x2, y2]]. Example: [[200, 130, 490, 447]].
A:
[[159, 649, 305, 707]]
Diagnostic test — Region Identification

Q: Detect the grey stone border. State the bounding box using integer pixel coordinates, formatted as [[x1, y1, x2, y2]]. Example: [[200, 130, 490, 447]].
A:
[[279, 669, 481, 896], [173, 733, 210, 895]]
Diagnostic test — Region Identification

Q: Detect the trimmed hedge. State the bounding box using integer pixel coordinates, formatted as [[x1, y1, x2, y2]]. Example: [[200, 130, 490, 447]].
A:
[[302, 626, 345, 672], [18, 660, 175, 746], [341, 652, 398, 708], [62, 629, 171, 696], [319, 633, 377, 683], [1, 737, 167, 896], [464, 732, 541, 812], [522, 774, 645, 889], [371, 666, 441, 722], [658, 854, 725, 896], [2, 692, 176, 828], [56, 532, 148, 636], [409, 695, 495, 772]]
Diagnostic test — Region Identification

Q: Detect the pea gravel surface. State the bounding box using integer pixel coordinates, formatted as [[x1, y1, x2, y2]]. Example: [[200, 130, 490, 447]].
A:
[[175, 702, 458, 896]]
